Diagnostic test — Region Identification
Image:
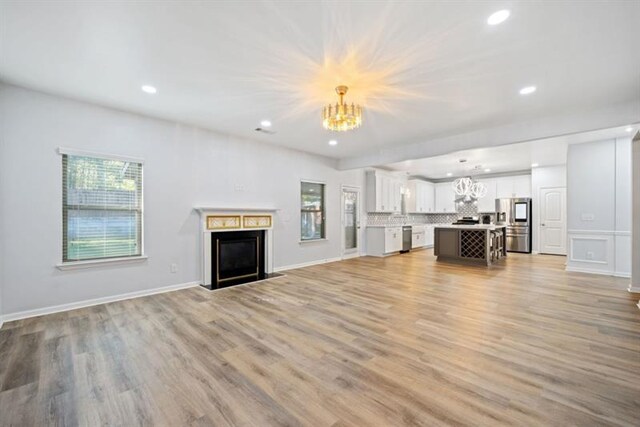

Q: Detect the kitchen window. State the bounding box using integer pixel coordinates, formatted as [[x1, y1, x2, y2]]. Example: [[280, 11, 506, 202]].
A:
[[61, 150, 143, 263], [300, 181, 325, 241]]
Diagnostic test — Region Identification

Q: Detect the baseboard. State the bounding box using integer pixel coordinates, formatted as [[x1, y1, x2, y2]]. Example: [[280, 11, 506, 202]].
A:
[[628, 285, 640, 293], [614, 272, 631, 279], [565, 266, 615, 276], [2, 281, 200, 323], [274, 257, 342, 272]]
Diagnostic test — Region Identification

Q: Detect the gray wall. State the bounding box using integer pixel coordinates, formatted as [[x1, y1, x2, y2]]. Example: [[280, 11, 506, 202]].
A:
[[0, 84, 366, 316], [567, 140, 615, 231], [566, 138, 632, 277]]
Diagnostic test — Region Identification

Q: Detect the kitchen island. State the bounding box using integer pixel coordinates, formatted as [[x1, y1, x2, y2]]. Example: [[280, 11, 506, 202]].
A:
[[434, 224, 507, 266]]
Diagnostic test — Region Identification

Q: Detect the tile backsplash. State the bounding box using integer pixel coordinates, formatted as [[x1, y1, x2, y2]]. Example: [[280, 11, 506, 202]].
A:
[[366, 202, 495, 226]]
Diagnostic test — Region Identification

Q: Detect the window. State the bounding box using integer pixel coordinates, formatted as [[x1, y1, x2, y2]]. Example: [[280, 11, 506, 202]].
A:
[[301, 181, 325, 241], [62, 152, 143, 262]]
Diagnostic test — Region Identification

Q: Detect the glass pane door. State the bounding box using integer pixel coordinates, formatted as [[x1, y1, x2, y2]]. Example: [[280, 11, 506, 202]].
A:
[[343, 188, 359, 254]]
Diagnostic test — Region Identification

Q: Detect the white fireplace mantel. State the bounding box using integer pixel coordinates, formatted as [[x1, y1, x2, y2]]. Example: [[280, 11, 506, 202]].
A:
[[195, 206, 279, 214], [195, 206, 277, 289]]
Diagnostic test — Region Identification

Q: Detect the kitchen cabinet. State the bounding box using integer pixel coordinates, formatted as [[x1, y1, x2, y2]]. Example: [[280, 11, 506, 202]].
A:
[[366, 226, 403, 256], [366, 171, 404, 213], [425, 225, 435, 247], [435, 182, 456, 213], [385, 227, 403, 252], [411, 227, 425, 249], [407, 180, 435, 213], [476, 179, 497, 213], [496, 175, 531, 198]]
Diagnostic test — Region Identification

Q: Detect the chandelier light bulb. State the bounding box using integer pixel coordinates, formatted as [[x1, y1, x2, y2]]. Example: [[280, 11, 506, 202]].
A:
[[322, 85, 363, 132]]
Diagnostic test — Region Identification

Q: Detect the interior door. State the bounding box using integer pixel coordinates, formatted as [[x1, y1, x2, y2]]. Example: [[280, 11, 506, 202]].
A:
[[540, 187, 567, 255], [342, 187, 360, 258]]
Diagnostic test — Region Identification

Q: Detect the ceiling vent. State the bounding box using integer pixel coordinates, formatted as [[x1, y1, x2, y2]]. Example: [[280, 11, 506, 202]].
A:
[[255, 127, 276, 135]]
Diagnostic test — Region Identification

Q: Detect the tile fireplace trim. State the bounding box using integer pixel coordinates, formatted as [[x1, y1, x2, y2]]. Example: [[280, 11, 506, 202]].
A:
[[206, 215, 241, 230]]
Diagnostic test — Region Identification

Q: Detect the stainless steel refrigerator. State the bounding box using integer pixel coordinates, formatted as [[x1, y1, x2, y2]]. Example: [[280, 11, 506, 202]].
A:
[[495, 198, 532, 253]]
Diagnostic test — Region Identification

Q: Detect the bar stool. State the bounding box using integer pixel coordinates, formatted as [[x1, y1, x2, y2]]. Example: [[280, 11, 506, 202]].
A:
[[490, 229, 504, 261]]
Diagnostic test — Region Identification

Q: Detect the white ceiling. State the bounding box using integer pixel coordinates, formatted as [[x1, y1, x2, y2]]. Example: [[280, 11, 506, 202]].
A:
[[384, 125, 635, 179], [1, 1, 639, 161]]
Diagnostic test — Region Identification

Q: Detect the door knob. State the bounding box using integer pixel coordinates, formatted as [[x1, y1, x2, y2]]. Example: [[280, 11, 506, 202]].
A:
[[541, 223, 546, 226]]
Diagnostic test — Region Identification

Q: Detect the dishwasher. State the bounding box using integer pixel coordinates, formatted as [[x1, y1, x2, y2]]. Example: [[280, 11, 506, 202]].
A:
[[400, 225, 412, 253]]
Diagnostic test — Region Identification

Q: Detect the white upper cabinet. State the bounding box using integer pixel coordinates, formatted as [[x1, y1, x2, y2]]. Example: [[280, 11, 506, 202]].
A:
[[435, 182, 456, 213], [366, 170, 404, 213], [476, 179, 497, 213], [512, 175, 532, 198], [496, 175, 531, 199], [407, 180, 435, 213]]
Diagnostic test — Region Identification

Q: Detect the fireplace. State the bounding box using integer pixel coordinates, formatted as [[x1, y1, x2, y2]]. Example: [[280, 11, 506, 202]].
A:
[[208, 230, 266, 289], [196, 207, 276, 290]]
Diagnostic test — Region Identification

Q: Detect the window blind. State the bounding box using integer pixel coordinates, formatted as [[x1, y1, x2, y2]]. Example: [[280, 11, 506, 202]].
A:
[[62, 154, 143, 262]]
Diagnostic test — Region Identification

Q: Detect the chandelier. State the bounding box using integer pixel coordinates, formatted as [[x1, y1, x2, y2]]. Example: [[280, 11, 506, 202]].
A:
[[322, 85, 363, 131], [452, 177, 487, 201]]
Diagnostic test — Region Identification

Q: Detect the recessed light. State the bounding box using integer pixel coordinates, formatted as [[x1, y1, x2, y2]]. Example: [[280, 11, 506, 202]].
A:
[[625, 126, 633, 132], [446, 172, 453, 177], [519, 86, 537, 95], [141, 85, 157, 94], [484, 168, 491, 172], [487, 10, 510, 26], [328, 140, 338, 146], [531, 163, 539, 168], [260, 120, 272, 127]]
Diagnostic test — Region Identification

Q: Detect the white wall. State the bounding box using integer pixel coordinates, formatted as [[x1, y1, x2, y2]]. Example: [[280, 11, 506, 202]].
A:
[[614, 138, 632, 278], [0, 84, 366, 317], [566, 138, 632, 277], [631, 133, 640, 295], [532, 165, 567, 253]]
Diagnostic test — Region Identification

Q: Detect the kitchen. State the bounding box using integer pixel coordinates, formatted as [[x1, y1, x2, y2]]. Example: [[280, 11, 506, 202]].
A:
[[365, 167, 533, 262], [362, 137, 578, 264]]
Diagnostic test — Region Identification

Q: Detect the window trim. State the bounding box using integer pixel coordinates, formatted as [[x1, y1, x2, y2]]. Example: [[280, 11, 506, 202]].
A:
[[300, 179, 326, 242], [59, 148, 145, 266], [56, 255, 149, 271]]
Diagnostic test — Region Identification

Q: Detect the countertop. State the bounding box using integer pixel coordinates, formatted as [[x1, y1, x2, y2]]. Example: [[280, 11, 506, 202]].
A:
[[366, 224, 447, 229], [434, 224, 506, 230]]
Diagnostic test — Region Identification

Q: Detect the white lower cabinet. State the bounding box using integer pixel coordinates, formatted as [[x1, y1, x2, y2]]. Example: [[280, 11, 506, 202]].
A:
[[385, 227, 403, 253], [425, 225, 435, 247], [411, 232, 425, 249], [366, 227, 402, 256]]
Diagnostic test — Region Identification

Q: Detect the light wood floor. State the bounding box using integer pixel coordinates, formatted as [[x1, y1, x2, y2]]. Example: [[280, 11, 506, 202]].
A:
[[1, 250, 639, 426]]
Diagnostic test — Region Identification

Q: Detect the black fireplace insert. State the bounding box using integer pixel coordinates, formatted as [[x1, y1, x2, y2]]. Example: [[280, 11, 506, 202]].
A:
[[206, 230, 266, 289]]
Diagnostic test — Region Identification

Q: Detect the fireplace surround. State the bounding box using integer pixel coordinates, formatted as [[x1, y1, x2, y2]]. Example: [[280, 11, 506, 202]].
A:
[[196, 207, 277, 290]]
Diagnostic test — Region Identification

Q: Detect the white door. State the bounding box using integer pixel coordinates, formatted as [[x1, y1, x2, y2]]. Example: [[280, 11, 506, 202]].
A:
[[342, 187, 360, 258], [540, 187, 567, 255]]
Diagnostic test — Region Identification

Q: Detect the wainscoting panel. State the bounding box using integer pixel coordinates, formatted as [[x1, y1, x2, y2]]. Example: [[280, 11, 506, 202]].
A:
[[566, 230, 615, 275]]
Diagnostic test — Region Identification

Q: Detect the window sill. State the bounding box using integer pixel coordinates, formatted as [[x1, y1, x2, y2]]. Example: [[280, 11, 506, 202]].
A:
[[56, 255, 148, 271], [299, 238, 328, 244]]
